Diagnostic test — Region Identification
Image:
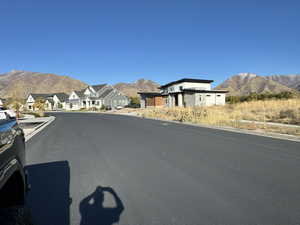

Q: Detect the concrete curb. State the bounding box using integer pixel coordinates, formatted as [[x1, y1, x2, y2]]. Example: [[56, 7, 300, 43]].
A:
[[24, 116, 56, 142], [239, 119, 300, 129], [111, 113, 300, 143]]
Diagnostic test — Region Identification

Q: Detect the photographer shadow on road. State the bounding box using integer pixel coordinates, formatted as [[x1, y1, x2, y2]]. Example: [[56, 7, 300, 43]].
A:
[[80, 186, 124, 225]]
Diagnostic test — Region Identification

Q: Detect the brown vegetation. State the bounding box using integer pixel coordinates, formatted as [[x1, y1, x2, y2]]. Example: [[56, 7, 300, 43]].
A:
[[139, 98, 300, 136]]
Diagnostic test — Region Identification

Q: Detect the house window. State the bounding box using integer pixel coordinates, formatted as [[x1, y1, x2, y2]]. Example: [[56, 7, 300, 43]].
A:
[[92, 101, 95, 105], [199, 96, 202, 101], [217, 95, 221, 97], [206, 95, 211, 97]]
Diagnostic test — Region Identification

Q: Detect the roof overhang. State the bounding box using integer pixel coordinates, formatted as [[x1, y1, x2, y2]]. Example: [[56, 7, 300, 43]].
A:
[[138, 92, 162, 97], [183, 89, 228, 93], [159, 78, 214, 89]]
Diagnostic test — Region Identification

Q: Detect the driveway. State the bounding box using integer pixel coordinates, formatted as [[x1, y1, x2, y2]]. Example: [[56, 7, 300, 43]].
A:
[[26, 112, 300, 225]]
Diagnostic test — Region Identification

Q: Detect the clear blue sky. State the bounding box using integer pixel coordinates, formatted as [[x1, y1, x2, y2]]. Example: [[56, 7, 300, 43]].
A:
[[1, 0, 299, 86]]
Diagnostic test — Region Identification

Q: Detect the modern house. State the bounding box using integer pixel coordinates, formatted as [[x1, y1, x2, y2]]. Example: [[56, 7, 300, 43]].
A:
[[26, 93, 69, 111], [66, 84, 129, 110], [139, 78, 228, 108]]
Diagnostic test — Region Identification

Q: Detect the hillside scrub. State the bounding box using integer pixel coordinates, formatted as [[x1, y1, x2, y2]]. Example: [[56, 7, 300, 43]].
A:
[[226, 91, 298, 104], [139, 98, 300, 136]]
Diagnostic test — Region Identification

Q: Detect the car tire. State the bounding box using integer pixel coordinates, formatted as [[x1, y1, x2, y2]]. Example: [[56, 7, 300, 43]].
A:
[[0, 206, 33, 225]]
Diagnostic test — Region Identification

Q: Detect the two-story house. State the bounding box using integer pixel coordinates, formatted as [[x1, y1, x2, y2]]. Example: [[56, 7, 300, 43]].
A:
[[139, 78, 228, 108]]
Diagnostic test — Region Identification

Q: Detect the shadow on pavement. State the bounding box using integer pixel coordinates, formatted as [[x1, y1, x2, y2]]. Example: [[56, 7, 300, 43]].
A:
[[80, 186, 124, 225], [26, 161, 71, 225]]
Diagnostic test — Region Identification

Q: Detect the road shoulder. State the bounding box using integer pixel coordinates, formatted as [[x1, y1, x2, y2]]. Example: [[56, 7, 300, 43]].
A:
[[19, 116, 56, 142]]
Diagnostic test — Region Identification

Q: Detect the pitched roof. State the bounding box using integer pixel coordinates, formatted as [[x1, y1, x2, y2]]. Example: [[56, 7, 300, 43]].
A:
[[99, 88, 114, 98], [53, 93, 69, 102], [91, 84, 107, 92], [74, 89, 85, 98], [159, 78, 214, 89], [30, 93, 52, 100]]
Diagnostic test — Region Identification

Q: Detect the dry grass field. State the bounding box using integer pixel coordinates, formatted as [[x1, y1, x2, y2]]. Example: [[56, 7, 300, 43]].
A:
[[137, 98, 300, 136]]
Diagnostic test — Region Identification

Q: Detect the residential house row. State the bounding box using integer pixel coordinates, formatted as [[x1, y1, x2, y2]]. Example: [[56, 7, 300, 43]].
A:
[[26, 84, 129, 111]]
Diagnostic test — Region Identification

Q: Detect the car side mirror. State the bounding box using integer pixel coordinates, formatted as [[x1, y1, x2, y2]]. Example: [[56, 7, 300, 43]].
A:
[[0, 112, 9, 120]]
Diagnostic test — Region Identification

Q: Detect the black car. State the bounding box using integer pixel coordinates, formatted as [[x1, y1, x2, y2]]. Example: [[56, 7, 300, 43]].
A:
[[0, 114, 32, 224]]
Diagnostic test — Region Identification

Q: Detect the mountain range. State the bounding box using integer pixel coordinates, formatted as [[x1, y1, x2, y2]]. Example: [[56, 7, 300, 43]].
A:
[[0, 70, 88, 99], [0, 70, 160, 99], [114, 79, 160, 97], [0, 70, 299, 99], [215, 73, 300, 96]]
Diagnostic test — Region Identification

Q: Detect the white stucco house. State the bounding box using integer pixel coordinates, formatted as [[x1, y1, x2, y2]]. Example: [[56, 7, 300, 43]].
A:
[[66, 84, 129, 110], [140, 78, 228, 108]]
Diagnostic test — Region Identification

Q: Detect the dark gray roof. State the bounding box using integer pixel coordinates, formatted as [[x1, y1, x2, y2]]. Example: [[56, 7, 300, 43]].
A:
[[91, 84, 107, 92], [138, 92, 162, 97], [74, 90, 85, 98], [159, 78, 214, 89], [183, 89, 228, 93], [99, 88, 114, 98], [53, 93, 69, 102], [30, 93, 52, 100]]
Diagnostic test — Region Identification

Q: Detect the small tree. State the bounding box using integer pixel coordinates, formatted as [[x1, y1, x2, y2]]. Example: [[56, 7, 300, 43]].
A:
[[129, 96, 140, 108], [33, 98, 46, 111], [7, 89, 25, 118]]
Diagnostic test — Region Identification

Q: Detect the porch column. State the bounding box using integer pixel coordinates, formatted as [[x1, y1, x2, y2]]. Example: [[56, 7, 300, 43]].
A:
[[172, 95, 176, 107], [178, 93, 183, 107], [167, 95, 172, 107]]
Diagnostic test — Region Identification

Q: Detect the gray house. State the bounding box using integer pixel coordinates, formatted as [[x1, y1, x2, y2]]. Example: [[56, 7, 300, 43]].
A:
[[67, 84, 129, 110], [101, 88, 129, 109]]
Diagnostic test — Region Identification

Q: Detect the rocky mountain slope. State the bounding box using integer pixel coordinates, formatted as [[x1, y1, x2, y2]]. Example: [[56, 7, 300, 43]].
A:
[[114, 79, 160, 97], [0, 70, 88, 99], [266, 74, 300, 91], [215, 73, 298, 96]]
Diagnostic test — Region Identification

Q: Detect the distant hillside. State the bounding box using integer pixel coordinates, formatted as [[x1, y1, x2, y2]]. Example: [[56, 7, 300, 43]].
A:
[[0, 70, 88, 99], [114, 79, 160, 97], [215, 73, 297, 96], [266, 74, 300, 91]]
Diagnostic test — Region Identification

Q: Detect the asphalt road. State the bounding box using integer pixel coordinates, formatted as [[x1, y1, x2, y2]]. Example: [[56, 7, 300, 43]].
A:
[[26, 112, 300, 225]]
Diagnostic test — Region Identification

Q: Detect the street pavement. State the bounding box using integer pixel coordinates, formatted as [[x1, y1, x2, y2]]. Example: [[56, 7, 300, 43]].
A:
[[25, 112, 300, 225]]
